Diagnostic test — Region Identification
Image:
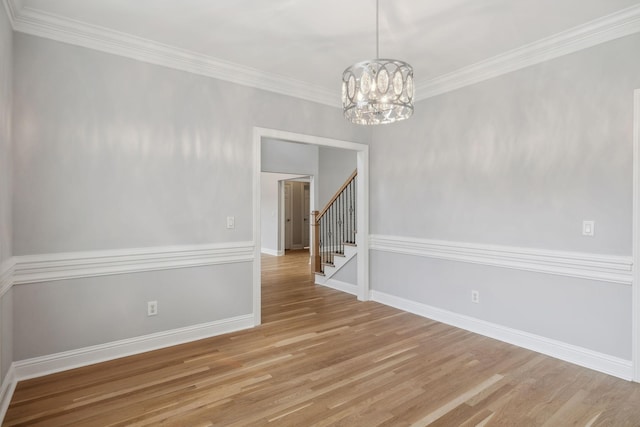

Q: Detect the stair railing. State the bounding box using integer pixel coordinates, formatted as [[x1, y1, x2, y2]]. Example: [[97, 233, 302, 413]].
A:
[[312, 169, 357, 274]]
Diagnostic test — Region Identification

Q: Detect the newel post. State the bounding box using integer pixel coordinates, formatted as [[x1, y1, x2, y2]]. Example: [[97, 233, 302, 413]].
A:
[[311, 210, 321, 273]]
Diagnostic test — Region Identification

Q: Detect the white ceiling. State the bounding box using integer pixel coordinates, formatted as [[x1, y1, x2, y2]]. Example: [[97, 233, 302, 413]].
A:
[[7, 0, 640, 104]]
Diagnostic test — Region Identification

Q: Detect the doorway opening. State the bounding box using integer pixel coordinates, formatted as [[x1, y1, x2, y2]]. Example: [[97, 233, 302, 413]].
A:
[[253, 128, 369, 325], [260, 173, 312, 257], [284, 178, 311, 252]]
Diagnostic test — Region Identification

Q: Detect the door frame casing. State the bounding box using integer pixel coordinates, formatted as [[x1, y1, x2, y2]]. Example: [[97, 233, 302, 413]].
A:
[[633, 89, 640, 382], [253, 127, 370, 325], [283, 181, 293, 251]]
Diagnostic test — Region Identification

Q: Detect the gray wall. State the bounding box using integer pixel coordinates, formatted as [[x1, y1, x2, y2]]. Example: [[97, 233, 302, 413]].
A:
[[0, 0, 11, 266], [261, 139, 320, 255], [318, 146, 357, 209], [261, 172, 306, 254], [370, 34, 640, 359], [261, 138, 319, 177], [6, 9, 637, 372], [332, 256, 357, 286], [0, 3, 13, 381], [11, 33, 368, 360], [13, 264, 252, 359]]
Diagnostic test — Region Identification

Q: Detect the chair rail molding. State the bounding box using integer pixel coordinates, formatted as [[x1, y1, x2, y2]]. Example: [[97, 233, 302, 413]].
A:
[[369, 235, 632, 285], [11, 242, 254, 285]]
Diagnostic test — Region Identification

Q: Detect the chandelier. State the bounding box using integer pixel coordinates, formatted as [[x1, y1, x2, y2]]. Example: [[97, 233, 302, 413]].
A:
[[342, 0, 414, 125]]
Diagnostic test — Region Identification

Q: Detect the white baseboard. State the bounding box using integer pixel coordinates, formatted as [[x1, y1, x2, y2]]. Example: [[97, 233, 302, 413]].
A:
[[318, 278, 358, 296], [0, 366, 16, 425], [13, 314, 255, 381], [371, 290, 633, 381], [261, 248, 283, 256]]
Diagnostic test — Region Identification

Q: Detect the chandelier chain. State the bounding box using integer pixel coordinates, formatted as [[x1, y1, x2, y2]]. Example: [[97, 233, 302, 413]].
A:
[[376, 0, 379, 59]]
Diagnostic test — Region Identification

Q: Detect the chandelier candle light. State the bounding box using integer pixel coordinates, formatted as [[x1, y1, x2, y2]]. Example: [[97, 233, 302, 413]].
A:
[[342, 0, 414, 125]]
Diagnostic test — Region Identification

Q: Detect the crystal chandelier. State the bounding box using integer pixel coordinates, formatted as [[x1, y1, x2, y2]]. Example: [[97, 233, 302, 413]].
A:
[[342, 0, 414, 125]]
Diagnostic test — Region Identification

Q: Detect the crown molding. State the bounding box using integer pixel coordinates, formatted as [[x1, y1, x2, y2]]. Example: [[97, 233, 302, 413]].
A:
[[3, 0, 339, 107], [415, 4, 640, 100], [1, 0, 16, 27], [4, 1, 640, 105]]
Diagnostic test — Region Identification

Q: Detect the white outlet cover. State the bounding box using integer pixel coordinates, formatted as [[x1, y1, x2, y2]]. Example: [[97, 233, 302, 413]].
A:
[[147, 301, 158, 316], [471, 290, 480, 304]]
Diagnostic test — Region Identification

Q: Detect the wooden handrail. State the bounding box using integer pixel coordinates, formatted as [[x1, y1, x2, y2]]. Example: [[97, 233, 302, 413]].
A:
[[316, 169, 358, 221]]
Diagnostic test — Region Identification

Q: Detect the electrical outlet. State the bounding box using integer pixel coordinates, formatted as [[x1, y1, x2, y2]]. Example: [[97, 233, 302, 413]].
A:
[[147, 300, 158, 316], [471, 290, 480, 304]]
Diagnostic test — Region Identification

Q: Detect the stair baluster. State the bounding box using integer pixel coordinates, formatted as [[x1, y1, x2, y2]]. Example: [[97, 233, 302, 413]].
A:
[[312, 170, 357, 274]]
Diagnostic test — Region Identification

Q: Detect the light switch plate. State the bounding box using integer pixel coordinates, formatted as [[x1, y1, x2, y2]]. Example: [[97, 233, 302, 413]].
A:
[[582, 220, 594, 237], [226, 216, 235, 229]]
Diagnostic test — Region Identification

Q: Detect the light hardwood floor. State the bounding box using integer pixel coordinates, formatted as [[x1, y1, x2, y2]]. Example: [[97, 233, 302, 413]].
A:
[[4, 250, 640, 426]]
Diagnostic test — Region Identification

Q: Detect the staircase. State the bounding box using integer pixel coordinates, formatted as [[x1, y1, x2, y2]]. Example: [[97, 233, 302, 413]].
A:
[[313, 242, 357, 285], [312, 170, 357, 285]]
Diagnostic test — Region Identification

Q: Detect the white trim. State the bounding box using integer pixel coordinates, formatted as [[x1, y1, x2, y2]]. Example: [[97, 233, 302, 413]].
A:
[[279, 179, 288, 256], [0, 366, 16, 424], [371, 290, 633, 380], [633, 88, 640, 382], [1, 0, 18, 28], [5, 1, 337, 107], [370, 235, 632, 285], [319, 278, 358, 296], [12, 314, 254, 381], [261, 248, 283, 257], [315, 244, 358, 283], [12, 242, 254, 285], [254, 127, 370, 325], [5, 1, 640, 105], [253, 128, 263, 326], [356, 151, 370, 302], [416, 4, 640, 99], [0, 258, 14, 298]]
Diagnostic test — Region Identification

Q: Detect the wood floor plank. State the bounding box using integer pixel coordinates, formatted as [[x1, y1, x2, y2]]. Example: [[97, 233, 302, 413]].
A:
[[4, 250, 640, 426]]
